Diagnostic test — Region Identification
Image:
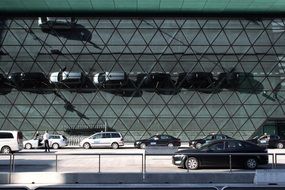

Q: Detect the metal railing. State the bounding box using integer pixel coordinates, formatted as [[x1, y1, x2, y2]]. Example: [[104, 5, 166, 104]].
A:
[[0, 151, 280, 175]]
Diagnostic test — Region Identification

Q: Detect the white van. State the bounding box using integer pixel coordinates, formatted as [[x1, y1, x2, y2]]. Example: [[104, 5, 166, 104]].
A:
[[80, 132, 124, 149], [0, 130, 23, 154]]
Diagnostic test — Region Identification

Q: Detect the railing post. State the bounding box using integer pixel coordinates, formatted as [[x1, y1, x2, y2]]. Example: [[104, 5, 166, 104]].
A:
[[55, 154, 58, 172], [98, 154, 101, 173], [274, 153, 277, 169], [229, 154, 232, 173], [12, 154, 15, 172], [9, 154, 12, 184], [272, 153, 274, 169]]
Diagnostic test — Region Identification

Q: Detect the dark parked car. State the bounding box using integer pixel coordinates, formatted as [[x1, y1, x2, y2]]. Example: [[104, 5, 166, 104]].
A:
[[176, 72, 215, 91], [7, 72, 52, 91], [216, 72, 240, 89], [173, 139, 268, 170], [248, 134, 285, 149], [134, 134, 181, 149], [189, 133, 232, 149], [0, 74, 12, 94], [136, 73, 177, 95]]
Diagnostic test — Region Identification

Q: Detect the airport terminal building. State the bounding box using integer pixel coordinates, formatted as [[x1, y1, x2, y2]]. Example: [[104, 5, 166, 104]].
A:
[[1, 2, 285, 142]]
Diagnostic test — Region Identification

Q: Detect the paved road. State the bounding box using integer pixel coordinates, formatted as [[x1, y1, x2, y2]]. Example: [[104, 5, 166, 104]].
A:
[[0, 147, 285, 173]]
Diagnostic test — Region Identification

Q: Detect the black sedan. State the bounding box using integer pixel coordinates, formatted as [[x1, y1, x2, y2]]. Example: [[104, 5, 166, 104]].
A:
[[173, 139, 268, 170], [134, 134, 181, 149], [248, 134, 285, 149], [189, 133, 232, 149]]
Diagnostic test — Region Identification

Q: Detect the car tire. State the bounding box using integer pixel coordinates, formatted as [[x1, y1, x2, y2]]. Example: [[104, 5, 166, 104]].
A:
[[140, 143, 146, 149], [111, 142, 119, 149], [25, 143, 32, 149], [168, 143, 174, 147], [1, 146, 11, 154], [195, 143, 202, 149], [185, 157, 199, 170], [245, 158, 258, 169], [277, 143, 284, 149], [52, 143, 59, 149], [83, 142, 91, 149]]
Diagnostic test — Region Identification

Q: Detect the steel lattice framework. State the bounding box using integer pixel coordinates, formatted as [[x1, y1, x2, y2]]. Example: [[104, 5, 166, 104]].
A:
[[0, 18, 285, 142]]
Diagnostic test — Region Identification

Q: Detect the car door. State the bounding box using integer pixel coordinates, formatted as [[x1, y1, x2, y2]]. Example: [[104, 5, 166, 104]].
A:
[[90, 133, 104, 147], [158, 135, 169, 146], [202, 141, 228, 167], [149, 135, 159, 146]]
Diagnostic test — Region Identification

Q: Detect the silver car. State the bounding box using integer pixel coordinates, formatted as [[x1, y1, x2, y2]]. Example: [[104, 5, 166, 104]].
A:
[[50, 71, 84, 87], [24, 134, 68, 149], [93, 72, 127, 89], [38, 17, 76, 29], [80, 132, 124, 149]]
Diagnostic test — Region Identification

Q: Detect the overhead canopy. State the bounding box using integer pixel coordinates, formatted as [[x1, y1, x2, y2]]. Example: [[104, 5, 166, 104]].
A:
[[1, 0, 285, 16]]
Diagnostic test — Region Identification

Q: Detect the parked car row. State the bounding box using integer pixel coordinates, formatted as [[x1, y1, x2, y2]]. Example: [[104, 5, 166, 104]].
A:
[[0, 71, 255, 94], [0, 130, 274, 170]]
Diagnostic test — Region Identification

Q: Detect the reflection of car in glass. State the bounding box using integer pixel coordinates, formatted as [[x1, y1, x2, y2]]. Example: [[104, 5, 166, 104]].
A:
[[176, 72, 215, 91], [24, 134, 68, 149], [0, 74, 12, 94], [136, 73, 177, 94], [79, 132, 124, 149], [134, 134, 181, 149], [7, 72, 52, 90], [248, 134, 285, 149], [93, 72, 128, 89], [50, 71, 85, 88], [173, 139, 268, 170], [189, 133, 233, 149], [216, 72, 240, 89], [38, 17, 77, 29]]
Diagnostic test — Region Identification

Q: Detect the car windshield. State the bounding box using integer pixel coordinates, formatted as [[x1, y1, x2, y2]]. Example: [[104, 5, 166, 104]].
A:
[[205, 135, 213, 140]]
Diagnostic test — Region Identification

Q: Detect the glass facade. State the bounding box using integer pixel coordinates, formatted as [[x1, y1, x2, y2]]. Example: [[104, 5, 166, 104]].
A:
[[0, 18, 285, 143]]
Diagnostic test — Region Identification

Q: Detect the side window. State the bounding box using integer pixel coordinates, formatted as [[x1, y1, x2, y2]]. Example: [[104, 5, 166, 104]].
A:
[[226, 141, 238, 149], [93, 134, 103, 139], [102, 133, 111, 138], [111, 133, 120, 138], [160, 135, 169, 140], [0, 132, 14, 139], [209, 142, 224, 151]]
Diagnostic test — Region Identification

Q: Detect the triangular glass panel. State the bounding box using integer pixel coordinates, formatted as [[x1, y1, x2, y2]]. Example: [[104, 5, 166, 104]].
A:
[[271, 106, 285, 117], [232, 118, 248, 129], [195, 117, 211, 130], [239, 119, 255, 131], [45, 106, 62, 117], [214, 106, 230, 117], [204, 119, 219, 132], [113, 119, 128, 131], [138, 106, 155, 117], [191, 30, 210, 45], [232, 31, 251, 46], [8, 106, 24, 117], [2, 120, 17, 130], [10, 118, 24, 130], [196, 106, 212, 117], [148, 105, 164, 116], [148, 120, 165, 131], [166, 119, 182, 131], [221, 119, 238, 131], [101, 107, 117, 117]]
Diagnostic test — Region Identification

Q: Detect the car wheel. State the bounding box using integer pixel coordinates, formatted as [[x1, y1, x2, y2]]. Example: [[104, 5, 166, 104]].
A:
[[277, 143, 284, 149], [52, 143, 59, 149], [83, 142, 91, 149], [186, 157, 199, 170], [1, 146, 11, 154], [195, 143, 202, 149], [140, 143, 146, 149], [111, 142, 119, 149], [168, 143, 174, 147], [246, 158, 257, 169], [25, 143, 32, 149]]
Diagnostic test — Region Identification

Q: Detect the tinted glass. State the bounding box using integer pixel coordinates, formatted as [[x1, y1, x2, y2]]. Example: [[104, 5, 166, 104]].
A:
[[160, 135, 170, 140], [103, 133, 111, 138], [0, 132, 14, 139], [111, 133, 121, 138], [209, 142, 224, 151]]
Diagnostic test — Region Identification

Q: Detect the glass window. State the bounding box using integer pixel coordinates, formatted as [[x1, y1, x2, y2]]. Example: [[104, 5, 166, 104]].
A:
[[103, 133, 111, 138], [93, 134, 103, 139], [205, 135, 214, 140], [0, 132, 13, 139], [111, 133, 121, 138], [209, 142, 224, 151]]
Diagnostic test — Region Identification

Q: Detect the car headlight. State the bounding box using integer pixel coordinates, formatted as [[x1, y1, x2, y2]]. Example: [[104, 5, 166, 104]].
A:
[[135, 141, 141, 144], [192, 141, 195, 145], [173, 154, 185, 158]]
